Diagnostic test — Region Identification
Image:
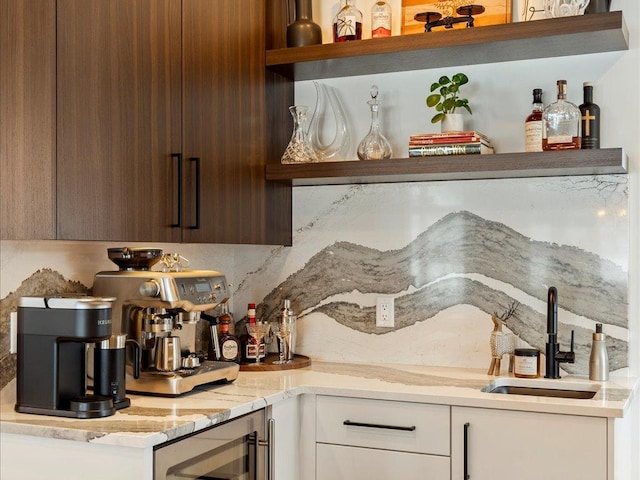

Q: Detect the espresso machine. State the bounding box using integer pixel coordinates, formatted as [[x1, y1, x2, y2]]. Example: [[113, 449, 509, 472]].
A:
[[15, 295, 118, 418], [92, 248, 239, 396]]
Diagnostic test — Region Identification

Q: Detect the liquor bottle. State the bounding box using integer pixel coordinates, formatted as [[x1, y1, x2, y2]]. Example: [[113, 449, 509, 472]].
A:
[[371, 1, 391, 38], [579, 82, 600, 149], [241, 303, 265, 363], [333, 0, 363, 42], [542, 80, 581, 150], [525, 88, 544, 152], [219, 319, 241, 363], [218, 302, 235, 336]]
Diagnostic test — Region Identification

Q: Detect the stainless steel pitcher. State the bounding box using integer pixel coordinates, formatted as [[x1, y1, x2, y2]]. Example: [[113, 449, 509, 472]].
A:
[[154, 335, 182, 371]]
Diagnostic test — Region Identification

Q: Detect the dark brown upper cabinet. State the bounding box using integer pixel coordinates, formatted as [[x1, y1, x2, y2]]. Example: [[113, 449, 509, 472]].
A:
[[56, 0, 292, 245], [1, 0, 56, 240]]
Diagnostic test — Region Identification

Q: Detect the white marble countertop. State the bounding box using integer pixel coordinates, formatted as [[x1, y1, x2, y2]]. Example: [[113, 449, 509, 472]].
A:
[[0, 362, 636, 450]]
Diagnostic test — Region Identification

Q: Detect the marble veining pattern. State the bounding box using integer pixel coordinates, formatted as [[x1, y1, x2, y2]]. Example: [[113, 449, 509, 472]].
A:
[[255, 210, 628, 374]]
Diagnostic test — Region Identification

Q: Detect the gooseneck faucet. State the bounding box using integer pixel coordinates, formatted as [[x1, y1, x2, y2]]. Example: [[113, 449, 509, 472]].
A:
[[545, 286, 575, 379]]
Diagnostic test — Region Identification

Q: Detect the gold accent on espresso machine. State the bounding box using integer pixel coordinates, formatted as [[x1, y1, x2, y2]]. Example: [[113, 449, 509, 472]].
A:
[[93, 248, 239, 396]]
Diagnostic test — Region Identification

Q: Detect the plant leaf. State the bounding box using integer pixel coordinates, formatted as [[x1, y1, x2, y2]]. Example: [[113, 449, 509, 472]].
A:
[[453, 73, 469, 85], [431, 113, 445, 123], [438, 75, 450, 85], [426, 94, 441, 107], [430, 82, 441, 92]]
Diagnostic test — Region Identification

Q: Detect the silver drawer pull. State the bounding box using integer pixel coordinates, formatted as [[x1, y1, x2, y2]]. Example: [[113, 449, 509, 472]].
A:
[[343, 420, 416, 432]]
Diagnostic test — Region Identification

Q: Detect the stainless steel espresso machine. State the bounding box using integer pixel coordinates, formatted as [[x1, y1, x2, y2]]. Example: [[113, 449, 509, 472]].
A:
[[93, 248, 239, 396]]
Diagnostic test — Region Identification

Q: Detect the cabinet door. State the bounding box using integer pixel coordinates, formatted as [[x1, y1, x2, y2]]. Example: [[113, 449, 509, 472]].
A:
[[56, 0, 182, 242], [451, 407, 607, 480], [317, 444, 450, 480], [1, 0, 56, 239], [182, 0, 291, 245]]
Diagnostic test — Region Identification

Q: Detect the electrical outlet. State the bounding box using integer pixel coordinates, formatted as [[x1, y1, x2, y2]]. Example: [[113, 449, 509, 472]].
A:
[[9, 311, 18, 354], [376, 296, 394, 328]]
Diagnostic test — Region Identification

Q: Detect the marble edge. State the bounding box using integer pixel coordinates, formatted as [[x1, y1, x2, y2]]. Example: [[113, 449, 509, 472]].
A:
[[1, 364, 637, 449]]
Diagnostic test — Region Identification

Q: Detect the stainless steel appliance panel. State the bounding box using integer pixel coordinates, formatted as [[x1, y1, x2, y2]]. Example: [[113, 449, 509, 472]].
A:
[[154, 410, 268, 480]]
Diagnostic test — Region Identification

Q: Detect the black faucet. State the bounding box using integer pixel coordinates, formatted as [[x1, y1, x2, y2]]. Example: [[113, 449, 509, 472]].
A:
[[545, 286, 575, 379]]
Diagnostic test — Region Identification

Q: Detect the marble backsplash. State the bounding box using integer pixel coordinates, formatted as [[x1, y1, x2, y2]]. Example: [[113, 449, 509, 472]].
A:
[[0, 175, 630, 391]]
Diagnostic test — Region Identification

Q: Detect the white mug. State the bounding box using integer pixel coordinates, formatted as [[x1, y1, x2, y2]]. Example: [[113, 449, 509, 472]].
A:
[[545, 0, 590, 17]]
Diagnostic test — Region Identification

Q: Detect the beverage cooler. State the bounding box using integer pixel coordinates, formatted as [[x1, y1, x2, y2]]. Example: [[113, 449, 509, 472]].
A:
[[154, 410, 271, 480]]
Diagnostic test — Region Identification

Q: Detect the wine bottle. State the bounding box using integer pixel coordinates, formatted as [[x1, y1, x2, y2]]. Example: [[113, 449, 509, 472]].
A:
[[579, 82, 600, 149], [525, 88, 543, 152]]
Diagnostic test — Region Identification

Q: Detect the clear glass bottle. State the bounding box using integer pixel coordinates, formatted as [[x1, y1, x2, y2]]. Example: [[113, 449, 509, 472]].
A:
[[281, 105, 318, 164], [579, 82, 600, 149], [371, 1, 391, 38], [542, 80, 581, 150], [357, 85, 392, 160], [333, 0, 363, 42], [525, 88, 543, 152]]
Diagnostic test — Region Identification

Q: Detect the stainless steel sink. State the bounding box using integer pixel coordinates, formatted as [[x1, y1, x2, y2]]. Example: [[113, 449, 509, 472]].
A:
[[482, 378, 599, 399]]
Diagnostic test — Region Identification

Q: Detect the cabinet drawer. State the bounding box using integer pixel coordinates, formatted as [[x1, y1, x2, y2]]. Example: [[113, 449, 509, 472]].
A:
[[317, 443, 450, 480], [316, 395, 450, 455]]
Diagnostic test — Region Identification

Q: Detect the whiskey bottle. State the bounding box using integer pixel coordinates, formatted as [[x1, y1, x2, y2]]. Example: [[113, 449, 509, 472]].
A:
[[542, 80, 581, 150], [579, 82, 600, 149], [525, 88, 544, 152], [219, 319, 241, 363], [371, 1, 391, 38], [333, 0, 363, 42]]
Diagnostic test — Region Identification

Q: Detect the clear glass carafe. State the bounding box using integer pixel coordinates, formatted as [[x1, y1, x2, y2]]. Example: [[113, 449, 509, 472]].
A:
[[357, 85, 392, 160], [308, 81, 350, 161], [281, 105, 319, 164]]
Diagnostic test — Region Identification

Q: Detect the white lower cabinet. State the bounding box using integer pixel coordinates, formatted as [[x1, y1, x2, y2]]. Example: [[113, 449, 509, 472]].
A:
[[317, 443, 450, 480], [451, 406, 608, 480], [316, 395, 451, 480]]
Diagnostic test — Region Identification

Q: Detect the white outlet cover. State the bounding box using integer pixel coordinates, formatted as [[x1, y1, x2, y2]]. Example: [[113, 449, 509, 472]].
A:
[[376, 296, 394, 328]]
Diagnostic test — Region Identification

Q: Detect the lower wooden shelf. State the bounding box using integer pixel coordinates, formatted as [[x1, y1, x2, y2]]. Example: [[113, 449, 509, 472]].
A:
[[265, 148, 627, 186]]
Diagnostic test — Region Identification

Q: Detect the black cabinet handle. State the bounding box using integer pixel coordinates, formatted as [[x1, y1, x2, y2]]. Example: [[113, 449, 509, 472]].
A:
[[343, 420, 416, 432], [189, 157, 200, 229], [463, 422, 470, 480], [170, 153, 182, 228]]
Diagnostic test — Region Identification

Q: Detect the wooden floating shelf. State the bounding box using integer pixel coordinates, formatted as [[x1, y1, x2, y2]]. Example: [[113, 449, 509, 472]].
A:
[[266, 12, 628, 80], [265, 148, 628, 186]]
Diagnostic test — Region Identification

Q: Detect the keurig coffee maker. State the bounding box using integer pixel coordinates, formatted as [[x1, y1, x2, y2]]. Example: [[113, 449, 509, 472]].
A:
[[15, 296, 118, 418]]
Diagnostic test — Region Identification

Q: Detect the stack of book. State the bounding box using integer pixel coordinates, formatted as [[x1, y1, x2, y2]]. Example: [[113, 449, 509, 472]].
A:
[[408, 131, 494, 157]]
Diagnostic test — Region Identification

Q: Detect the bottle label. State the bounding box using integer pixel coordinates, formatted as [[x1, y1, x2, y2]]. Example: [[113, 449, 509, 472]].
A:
[[372, 12, 391, 38], [221, 339, 239, 361], [336, 15, 358, 38], [525, 122, 542, 152], [547, 134, 572, 144]]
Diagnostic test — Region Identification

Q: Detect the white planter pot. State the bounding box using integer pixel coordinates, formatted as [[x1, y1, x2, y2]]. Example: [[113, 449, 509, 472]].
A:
[[441, 114, 464, 133]]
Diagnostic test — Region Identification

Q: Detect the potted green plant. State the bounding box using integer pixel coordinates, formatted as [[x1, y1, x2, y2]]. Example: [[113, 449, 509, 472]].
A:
[[426, 73, 472, 132]]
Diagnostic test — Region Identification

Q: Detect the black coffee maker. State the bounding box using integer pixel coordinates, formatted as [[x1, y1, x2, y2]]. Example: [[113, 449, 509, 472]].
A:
[[15, 295, 118, 418]]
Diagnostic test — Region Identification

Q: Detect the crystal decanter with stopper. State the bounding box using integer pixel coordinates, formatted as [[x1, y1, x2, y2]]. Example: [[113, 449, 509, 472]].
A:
[[357, 85, 392, 160], [281, 105, 319, 164]]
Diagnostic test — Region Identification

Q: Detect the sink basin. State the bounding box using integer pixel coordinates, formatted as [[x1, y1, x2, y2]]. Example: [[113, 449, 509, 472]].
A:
[[482, 378, 599, 399]]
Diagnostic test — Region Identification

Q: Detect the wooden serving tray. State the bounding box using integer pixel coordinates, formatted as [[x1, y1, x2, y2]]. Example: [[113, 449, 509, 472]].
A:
[[239, 354, 311, 371]]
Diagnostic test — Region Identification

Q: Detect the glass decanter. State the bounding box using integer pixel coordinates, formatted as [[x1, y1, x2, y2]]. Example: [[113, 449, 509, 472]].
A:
[[357, 85, 392, 161], [281, 105, 319, 164]]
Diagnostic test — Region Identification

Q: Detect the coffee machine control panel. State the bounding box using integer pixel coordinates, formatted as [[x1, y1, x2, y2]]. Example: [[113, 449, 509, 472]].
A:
[[133, 272, 229, 310]]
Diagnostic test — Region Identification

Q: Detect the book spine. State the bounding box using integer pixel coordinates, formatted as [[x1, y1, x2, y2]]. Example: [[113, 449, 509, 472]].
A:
[[408, 144, 484, 156], [409, 130, 478, 139], [409, 136, 482, 146]]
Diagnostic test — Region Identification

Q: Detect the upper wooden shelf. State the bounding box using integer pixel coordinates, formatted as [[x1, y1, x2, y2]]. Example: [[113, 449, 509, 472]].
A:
[[266, 12, 628, 80], [265, 149, 628, 186]]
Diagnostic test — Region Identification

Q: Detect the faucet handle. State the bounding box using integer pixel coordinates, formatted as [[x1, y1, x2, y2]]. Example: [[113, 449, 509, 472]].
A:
[[570, 329, 575, 353]]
